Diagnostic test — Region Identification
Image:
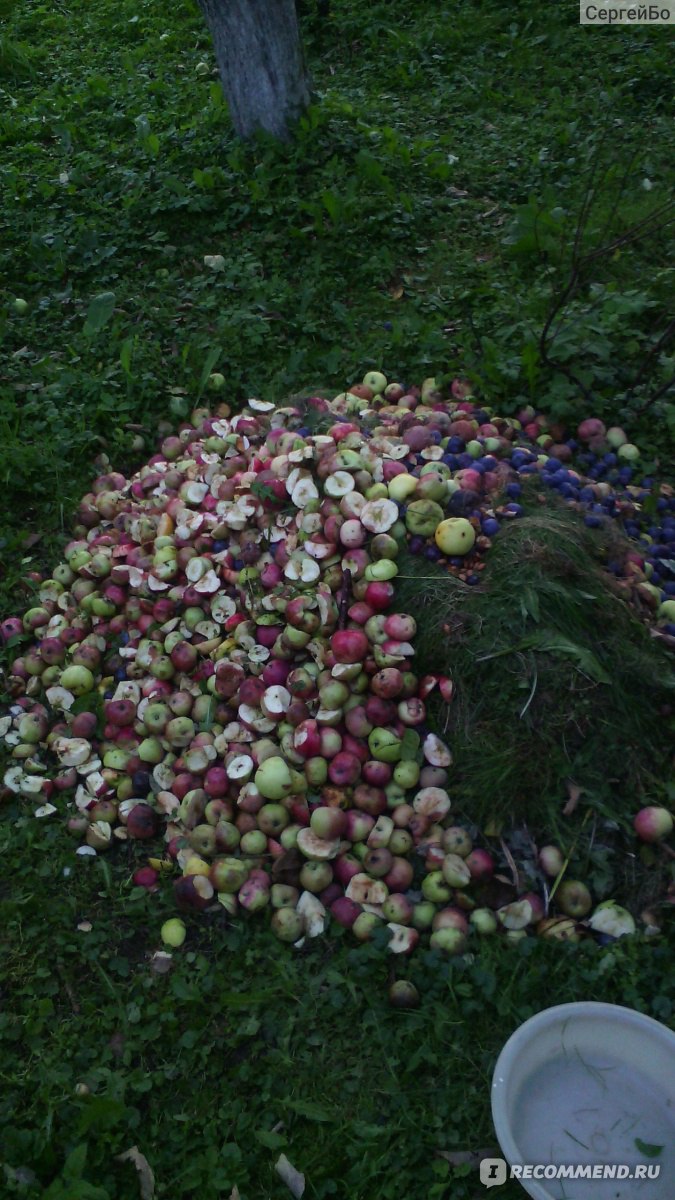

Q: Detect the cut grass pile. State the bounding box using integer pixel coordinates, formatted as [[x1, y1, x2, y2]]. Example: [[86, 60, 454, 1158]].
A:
[[397, 494, 675, 834]]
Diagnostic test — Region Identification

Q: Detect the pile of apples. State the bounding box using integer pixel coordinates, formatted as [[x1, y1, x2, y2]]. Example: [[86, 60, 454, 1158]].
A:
[[1, 371, 673, 959]]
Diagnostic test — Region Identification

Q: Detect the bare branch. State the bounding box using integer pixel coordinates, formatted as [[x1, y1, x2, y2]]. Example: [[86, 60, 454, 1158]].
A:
[[633, 373, 675, 417], [617, 317, 675, 407], [537, 166, 675, 412]]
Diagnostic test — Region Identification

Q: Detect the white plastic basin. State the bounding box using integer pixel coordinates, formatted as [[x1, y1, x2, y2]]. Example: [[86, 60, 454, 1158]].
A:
[[491, 1002, 675, 1200]]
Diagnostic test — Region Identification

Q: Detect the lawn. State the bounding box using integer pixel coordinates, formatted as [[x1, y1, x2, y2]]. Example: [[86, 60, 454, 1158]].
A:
[[1, 1, 674, 1197]]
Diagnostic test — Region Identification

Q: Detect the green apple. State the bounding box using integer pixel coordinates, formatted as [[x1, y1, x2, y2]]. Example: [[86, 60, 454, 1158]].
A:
[[208, 372, 226, 391], [160, 918, 186, 947], [387, 474, 418, 502], [257, 803, 290, 836], [138, 736, 165, 764], [271, 908, 304, 942], [254, 756, 294, 800], [430, 927, 467, 955], [412, 901, 436, 930], [60, 665, 95, 696], [421, 377, 439, 402], [606, 426, 627, 449], [368, 728, 402, 763], [209, 857, 249, 893], [240, 829, 267, 855], [434, 517, 476, 556], [405, 500, 445, 537], [13, 298, 28, 315], [421, 871, 451, 904], [364, 559, 398, 582], [393, 760, 420, 789], [363, 370, 387, 394], [353, 911, 382, 941], [415, 474, 447, 502], [470, 908, 498, 935], [556, 879, 592, 918]]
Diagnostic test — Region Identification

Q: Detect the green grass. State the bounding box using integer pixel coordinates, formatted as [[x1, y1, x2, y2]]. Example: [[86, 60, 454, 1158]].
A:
[[1, 0, 674, 581], [1, 1, 675, 1196], [2, 808, 674, 1200]]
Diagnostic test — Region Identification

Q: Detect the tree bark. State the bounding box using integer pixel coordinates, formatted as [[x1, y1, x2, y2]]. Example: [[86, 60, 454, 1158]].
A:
[[196, 0, 312, 142]]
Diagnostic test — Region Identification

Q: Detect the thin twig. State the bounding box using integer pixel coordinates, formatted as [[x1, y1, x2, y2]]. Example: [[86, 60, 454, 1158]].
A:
[[632, 373, 675, 416], [631, 317, 675, 383], [594, 147, 641, 250], [571, 137, 607, 264], [617, 317, 675, 409], [581, 199, 675, 265], [538, 182, 675, 411], [337, 568, 352, 630], [56, 965, 81, 1014]]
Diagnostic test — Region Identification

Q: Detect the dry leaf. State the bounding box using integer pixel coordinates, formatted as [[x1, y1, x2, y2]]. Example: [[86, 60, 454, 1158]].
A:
[[228, 1188, 241, 1200], [499, 838, 521, 891], [483, 817, 502, 838], [271, 847, 303, 886], [275, 1154, 305, 1198], [563, 780, 583, 817], [389, 284, 404, 300], [437, 1147, 497, 1168], [116, 1146, 155, 1200], [150, 951, 174, 975]]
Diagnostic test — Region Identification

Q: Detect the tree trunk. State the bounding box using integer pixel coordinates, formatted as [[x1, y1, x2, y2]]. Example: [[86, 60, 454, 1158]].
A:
[[196, 0, 312, 142]]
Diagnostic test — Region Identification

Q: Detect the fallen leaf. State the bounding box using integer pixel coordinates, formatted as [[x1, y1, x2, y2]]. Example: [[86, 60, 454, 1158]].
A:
[[271, 847, 303, 886], [77, 920, 92, 933], [275, 1153, 305, 1198], [108, 1031, 125, 1058], [563, 780, 583, 817], [228, 1189, 241, 1200], [483, 817, 503, 838], [116, 1146, 155, 1200], [437, 1147, 497, 1168], [150, 951, 173, 975], [499, 838, 521, 891], [3, 1166, 38, 1188]]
